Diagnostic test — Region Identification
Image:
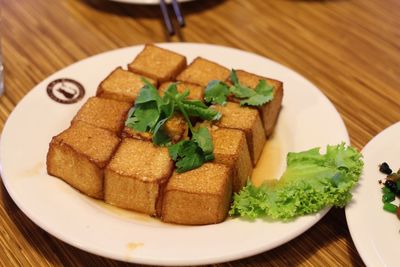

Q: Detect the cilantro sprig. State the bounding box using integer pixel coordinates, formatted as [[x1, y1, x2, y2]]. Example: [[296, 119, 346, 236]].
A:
[[168, 127, 214, 173], [166, 88, 215, 172], [125, 80, 175, 145], [204, 69, 275, 107], [125, 79, 220, 172], [204, 80, 230, 105]]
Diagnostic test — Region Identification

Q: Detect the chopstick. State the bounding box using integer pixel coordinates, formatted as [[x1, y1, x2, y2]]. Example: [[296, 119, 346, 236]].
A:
[[171, 0, 185, 27], [159, 0, 175, 35], [159, 0, 185, 36]]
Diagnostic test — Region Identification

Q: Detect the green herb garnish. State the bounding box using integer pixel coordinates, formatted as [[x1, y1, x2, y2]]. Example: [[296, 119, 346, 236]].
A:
[[182, 99, 221, 120], [169, 89, 215, 172], [168, 141, 204, 173], [125, 80, 175, 145], [204, 80, 230, 105], [125, 80, 163, 133], [204, 69, 275, 107], [168, 127, 214, 173], [125, 80, 220, 172], [229, 69, 274, 107]]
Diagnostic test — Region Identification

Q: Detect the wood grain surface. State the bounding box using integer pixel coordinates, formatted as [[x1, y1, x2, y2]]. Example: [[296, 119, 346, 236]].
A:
[[0, 0, 399, 266]]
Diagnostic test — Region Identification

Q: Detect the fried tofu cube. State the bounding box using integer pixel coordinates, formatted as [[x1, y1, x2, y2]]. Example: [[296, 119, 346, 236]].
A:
[[128, 44, 187, 83], [212, 127, 252, 193], [161, 163, 232, 225], [72, 97, 131, 134], [122, 113, 188, 143], [97, 67, 156, 103], [159, 81, 204, 101], [213, 102, 266, 166], [104, 138, 174, 216], [176, 57, 230, 87], [47, 121, 120, 199], [227, 70, 283, 137]]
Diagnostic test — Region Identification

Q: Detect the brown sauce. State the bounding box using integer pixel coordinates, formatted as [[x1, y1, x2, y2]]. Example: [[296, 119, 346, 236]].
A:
[[125, 242, 144, 261], [88, 198, 161, 224], [127, 242, 144, 250], [251, 134, 284, 187], [19, 161, 44, 177]]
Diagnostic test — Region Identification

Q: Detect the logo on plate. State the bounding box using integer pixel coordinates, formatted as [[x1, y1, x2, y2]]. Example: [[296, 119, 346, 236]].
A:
[[47, 78, 85, 104]]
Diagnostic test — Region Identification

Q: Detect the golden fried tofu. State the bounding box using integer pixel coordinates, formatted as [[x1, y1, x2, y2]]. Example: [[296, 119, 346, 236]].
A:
[[212, 127, 252, 193], [176, 57, 230, 87], [97, 67, 156, 103], [104, 138, 174, 216], [122, 113, 188, 143], [159, 81, 204, 101], [227, 70, 283, 137], [213, 102, 266, 166], [128, 44, 187, 83], [72, 97, 131, 134], [161, 163, 232, 225], [47, 121, 120, 199]]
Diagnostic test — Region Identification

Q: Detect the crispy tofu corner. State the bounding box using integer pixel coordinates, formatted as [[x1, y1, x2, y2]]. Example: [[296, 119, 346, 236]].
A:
[[128, 44, 187, 83], [177, 57, 230, 87], [97, 67, 156, 103]]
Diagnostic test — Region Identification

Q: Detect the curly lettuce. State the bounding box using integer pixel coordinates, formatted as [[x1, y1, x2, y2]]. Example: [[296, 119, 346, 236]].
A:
[[229, 143, 363, 220]]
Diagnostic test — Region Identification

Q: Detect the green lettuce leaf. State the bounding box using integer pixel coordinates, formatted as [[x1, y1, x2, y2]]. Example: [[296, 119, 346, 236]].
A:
[[229, 143, 363, 220]]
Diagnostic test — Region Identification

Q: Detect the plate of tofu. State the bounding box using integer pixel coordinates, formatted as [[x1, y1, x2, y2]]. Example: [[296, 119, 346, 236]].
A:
[[0, 43, 349, 265]]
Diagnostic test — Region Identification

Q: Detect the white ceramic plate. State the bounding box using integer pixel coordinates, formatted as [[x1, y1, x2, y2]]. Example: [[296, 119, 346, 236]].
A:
[[108, 0, 194, 5], [0, 43, 349, 265], [346, 121, 400, 267]]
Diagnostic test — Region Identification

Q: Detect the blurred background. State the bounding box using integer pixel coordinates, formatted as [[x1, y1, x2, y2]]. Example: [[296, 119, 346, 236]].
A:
[[0, 0, 399, 266]]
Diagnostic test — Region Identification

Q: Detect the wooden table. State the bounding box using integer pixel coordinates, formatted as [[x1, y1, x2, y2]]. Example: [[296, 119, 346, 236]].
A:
[[1, 0, 399, 266]]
